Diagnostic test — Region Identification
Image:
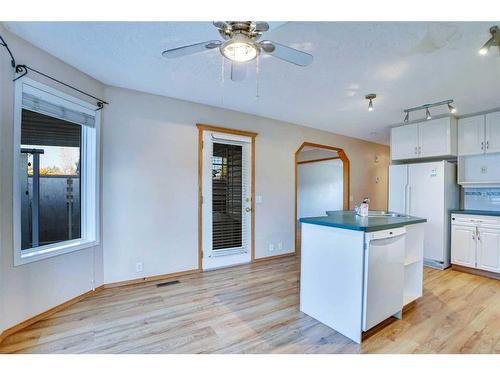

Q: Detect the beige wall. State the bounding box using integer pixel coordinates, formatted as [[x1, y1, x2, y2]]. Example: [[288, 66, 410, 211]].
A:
[[0, 25, 105, 331], [0, 23, 389, 331], [102, 86, 389, 284]]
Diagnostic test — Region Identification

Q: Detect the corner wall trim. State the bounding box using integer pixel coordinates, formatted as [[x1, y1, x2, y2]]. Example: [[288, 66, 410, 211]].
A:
[[0, 285, 104, 344]]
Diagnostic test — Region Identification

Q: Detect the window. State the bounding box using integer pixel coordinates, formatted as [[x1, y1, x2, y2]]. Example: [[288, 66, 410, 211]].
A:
[[13, 78, 100, 265]]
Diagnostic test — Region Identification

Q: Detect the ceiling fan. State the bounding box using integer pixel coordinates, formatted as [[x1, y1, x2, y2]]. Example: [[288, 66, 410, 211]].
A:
[[162, 21, 313, 81]]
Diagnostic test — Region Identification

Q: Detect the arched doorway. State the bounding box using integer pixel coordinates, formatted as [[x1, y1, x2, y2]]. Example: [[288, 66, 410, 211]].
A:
[[295, 142, 350, 254]]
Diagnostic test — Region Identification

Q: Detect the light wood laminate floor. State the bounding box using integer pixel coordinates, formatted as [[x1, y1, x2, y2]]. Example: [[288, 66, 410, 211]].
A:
[[1, 256, 499, 354]]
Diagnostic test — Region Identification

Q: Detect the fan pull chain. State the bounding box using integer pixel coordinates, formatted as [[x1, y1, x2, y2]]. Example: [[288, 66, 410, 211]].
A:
[[255, 56, 260, 98], [221, 56, 225, 105]]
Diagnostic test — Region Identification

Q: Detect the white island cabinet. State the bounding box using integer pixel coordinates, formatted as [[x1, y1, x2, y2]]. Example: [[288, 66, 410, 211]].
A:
[[299, 211, 426, 343]]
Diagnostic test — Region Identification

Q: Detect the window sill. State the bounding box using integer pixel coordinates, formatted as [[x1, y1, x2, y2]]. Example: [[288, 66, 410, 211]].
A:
[[15, 238, 99, 266]]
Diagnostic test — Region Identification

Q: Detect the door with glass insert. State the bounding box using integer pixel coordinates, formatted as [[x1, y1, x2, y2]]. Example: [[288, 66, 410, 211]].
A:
[[202, 131, 252, 270]]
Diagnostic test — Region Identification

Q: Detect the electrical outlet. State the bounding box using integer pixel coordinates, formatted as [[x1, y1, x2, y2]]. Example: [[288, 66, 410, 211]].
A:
[[277, 241, 283, 250], [481, 166, 488, 174], [269, 243, 275, 252], [136, 262, 143, 273]]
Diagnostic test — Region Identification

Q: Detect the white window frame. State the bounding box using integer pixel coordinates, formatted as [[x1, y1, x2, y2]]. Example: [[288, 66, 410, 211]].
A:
[[13, 77, 100, 266]]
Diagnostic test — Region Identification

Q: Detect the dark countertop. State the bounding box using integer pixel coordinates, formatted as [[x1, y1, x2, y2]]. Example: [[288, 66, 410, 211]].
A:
[[299, 210, 427, 232], [450, 209, 500, 217]]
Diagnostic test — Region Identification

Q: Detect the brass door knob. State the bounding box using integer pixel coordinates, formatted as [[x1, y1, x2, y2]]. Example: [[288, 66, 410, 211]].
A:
[[245, 207, 252, 212]]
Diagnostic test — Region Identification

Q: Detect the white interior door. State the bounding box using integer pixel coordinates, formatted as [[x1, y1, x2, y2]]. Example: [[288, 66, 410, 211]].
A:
[[202, 131, 252, 270]]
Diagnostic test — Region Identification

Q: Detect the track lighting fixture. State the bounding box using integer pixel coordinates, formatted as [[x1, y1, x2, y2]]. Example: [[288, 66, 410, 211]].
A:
[[479, 26, 499, 55], [404, 112, 409, 123], [402, 99, 456, 123], [365, 94, 376, 112]]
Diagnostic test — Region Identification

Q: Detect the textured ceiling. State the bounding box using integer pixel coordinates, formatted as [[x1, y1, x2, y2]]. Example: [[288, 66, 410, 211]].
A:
[[4, 21, 500, 144]]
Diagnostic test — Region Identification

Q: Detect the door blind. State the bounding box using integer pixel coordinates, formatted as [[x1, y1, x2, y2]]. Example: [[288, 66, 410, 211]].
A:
[[211, 141, 248, 254]]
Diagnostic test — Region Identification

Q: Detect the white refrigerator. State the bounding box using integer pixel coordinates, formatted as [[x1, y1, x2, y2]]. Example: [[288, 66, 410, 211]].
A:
[[389, 161, 459, 269]]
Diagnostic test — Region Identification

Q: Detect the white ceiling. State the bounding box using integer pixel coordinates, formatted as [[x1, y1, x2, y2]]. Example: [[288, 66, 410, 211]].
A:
[[4, 21, 500, 144]]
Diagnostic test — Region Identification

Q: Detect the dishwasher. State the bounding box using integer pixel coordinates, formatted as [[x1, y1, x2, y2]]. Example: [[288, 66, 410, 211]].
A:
[[362, 227, 406, 331]]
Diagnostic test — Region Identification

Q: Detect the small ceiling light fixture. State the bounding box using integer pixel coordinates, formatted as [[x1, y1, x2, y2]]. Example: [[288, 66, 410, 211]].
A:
[[403, 99, 456, 123], [425, 108, 432, 120], [365, 94, 376, 112], [479, 26, 499, 55]]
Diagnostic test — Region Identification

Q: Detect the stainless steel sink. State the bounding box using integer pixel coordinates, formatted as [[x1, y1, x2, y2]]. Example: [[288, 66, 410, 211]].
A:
[[365, 211, 408, 218]]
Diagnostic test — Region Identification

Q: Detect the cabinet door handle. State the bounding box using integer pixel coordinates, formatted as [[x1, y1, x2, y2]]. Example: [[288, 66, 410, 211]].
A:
[[481, 141, 484, 150], [486, 140, 489, 149], [414, 146, 418, 155], [418, 146, 421, 155]]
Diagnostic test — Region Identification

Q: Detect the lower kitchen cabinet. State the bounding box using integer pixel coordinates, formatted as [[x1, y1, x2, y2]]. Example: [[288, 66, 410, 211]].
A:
[[451, 225, 476, 268], [451, 214, 500, 276], [477, 228, 500, 273]]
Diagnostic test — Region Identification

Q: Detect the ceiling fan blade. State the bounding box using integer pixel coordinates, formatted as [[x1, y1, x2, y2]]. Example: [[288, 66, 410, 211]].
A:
[[259, 40, 313, 66], [162, 40, 221, 59], [252, 22, 269, 32], [213, 21, 229, 30], [230, 62, 247, 82]]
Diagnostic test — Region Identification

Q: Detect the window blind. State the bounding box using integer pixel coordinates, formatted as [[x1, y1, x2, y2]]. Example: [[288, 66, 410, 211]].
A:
[[21, 109, 81, 148], [22, 92, 95, 128], [211, 141, 248, 255]]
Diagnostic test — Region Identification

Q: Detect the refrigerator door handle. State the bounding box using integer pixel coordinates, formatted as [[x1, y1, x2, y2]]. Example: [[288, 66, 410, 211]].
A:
[[406, 185, 411, 215]]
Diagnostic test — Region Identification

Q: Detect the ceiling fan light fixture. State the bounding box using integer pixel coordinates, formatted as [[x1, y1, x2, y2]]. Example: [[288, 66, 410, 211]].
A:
[[220, 35, 259, 63]]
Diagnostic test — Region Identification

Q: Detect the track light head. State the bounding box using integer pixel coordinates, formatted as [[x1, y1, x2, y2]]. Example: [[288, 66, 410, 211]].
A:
[[425, 108, 432, 120], [365, 94, 376, 112], [448, 103, 457, 114], [479, 26, 499, 55], [404, 112, 409, 123]]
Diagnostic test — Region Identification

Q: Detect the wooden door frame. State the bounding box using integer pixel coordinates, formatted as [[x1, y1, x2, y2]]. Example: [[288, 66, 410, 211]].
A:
[[196, 124, 258, 271], [295, 142, 350, 254]]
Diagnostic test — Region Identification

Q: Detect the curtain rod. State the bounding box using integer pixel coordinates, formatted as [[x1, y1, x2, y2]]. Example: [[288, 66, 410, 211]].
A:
[[1, 34, 108, 110]]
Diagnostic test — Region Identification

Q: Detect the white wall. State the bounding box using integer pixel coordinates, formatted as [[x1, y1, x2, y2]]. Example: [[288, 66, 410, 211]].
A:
[[102, 86, 390, 284], [298, 159, 344, 218], [0, 25, 105, 331]]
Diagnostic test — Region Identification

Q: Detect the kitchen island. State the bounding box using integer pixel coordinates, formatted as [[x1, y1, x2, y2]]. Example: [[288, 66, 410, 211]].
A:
[[299, 210, 427, 343]]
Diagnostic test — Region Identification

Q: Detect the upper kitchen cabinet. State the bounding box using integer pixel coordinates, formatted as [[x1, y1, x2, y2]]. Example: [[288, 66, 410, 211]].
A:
[[458, 115, 485, 156], [458, 111, 500, 156], [390, 123, 418, 160], [391, 117, 457, 161], [485, 112, 500, 154]]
